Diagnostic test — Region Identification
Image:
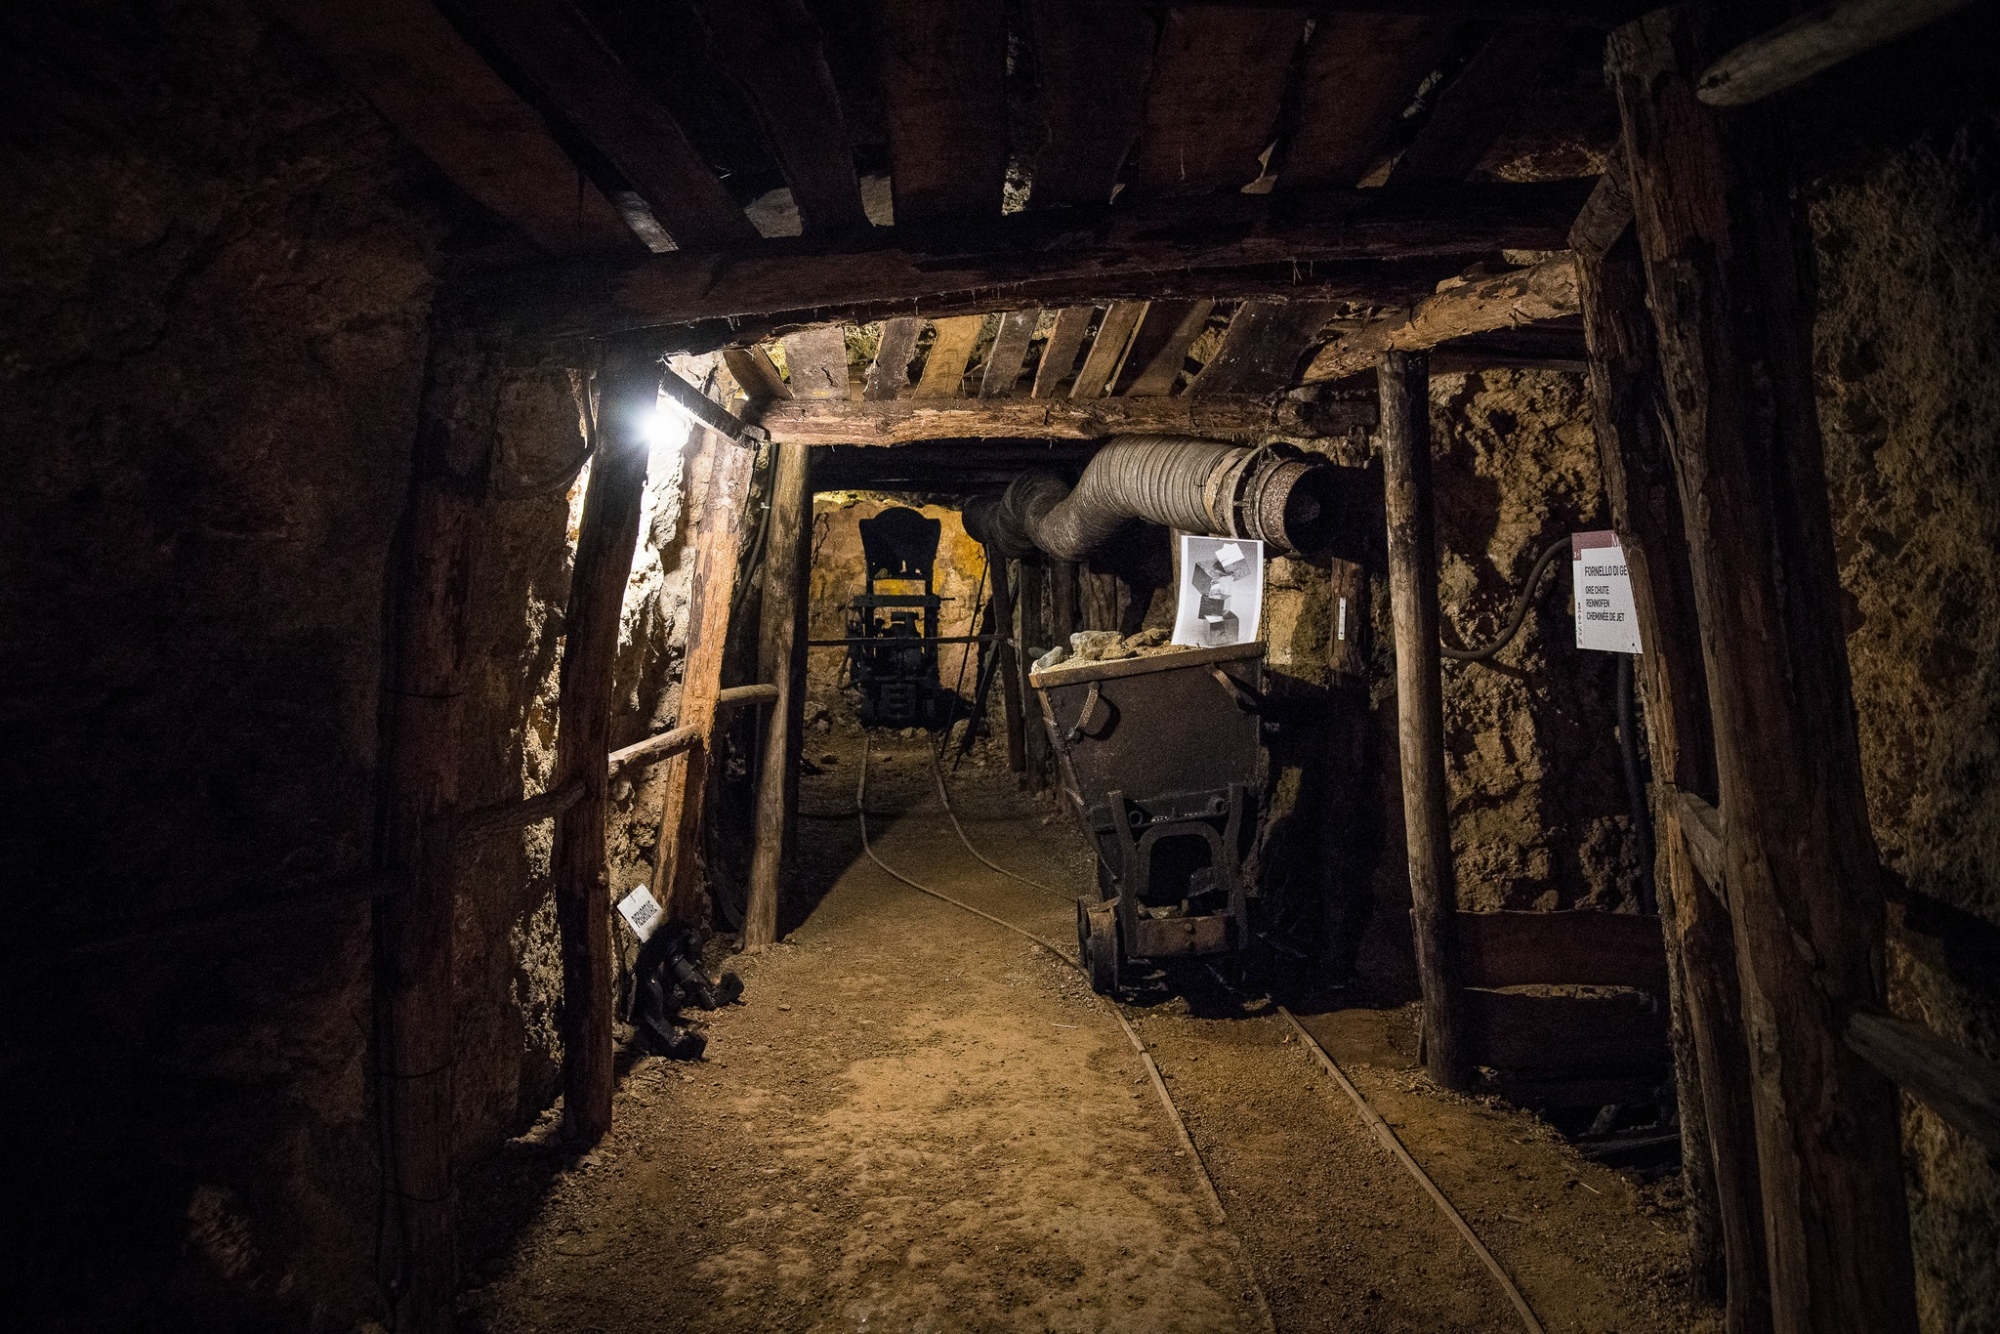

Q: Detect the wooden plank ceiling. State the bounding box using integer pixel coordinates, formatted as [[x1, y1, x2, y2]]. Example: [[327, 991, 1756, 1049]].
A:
[[276, 0, 1618, 421]]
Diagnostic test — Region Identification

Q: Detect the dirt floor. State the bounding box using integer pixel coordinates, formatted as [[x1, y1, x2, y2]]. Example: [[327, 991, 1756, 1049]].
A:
[[461, 730, 1701, 1333]]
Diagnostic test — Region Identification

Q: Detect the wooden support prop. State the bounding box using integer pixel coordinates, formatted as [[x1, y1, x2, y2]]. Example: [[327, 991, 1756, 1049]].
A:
[[1071, 302, 1146, 400], [1696, 0, 1977, 107], [266, 0, 632, 256], [987, 551, 1029, 777], [1281, 13, 1454, 191], [1050, 560, 1080, 646], [651, 431, 758, 926], [1020, 0, 1157, 208], [1672, 789, 1727, 903], [1845, 1011, 2000, 1154], [1016, 560, 1053, 793], [1578, 192, 1766, 1324], [1117, 300, 1215, 397], [876, 0, 1006, 221], [550, 346, 655, 1146], [865, 317, 922, 401], [456, 777, 587, 846], [1457, 910, 1666, 991], [607, 724, 701, 772], [371, 323, 499, 1333], [715, 683, 781, 710], [491, 181, 1594, 338], [1031, 307, 1095, 398], [1130, 7, 1304, 196], [744, 441, 813, 950], [1392, 25, 1554, 184], [913, 316, 985, 398], [1190, 300, 1340, 396], [980, 309, 1038, 398], [1377, 348, 1471, 1091], [1609, 10, 1917, 1330], [1328, 557, 1370, 680], [1303, 255, 1578, 383], [750, 393, 1375, 447]]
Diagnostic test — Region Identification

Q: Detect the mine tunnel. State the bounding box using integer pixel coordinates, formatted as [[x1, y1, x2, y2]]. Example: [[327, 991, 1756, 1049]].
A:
[[5, 3, 1997, 1332]]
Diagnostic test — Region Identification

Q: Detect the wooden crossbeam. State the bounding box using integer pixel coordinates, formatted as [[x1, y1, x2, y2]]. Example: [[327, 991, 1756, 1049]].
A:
[[1846, 1010, 2000, 1153], [267, 0, 633, 255], [1392, 26, 1555, 184], [1031, 307, 1095, 397], [449, 0, 756, 250], [980, 310, 1039, 398], [748, 394, 1375, 446], [1021, 0, 1158, 208], [877, 0, 1007, 220], [1189, 299, 1339, 394], [1301, 254, 1578, 382], [1281, 13, 1454, 190], [1130, 8, 1305, 197], [687, 0, 868, 234], [1697, 0, 1978, 107], [489, 180, 1591, 337]]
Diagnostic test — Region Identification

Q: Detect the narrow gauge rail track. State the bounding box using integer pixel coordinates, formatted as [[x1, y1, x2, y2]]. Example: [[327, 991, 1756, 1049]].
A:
[[850, 736, 1547, 1334]]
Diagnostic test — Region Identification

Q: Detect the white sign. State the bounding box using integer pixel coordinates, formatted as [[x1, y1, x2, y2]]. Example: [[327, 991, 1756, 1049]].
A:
[[1572, 530, 1643, 654], [616, 884, 665, 942], [1173, 536, 1265, 648]]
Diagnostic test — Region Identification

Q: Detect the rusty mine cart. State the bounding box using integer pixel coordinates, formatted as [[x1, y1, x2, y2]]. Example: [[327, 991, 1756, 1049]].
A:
[[1029, 642, 1269, 996]]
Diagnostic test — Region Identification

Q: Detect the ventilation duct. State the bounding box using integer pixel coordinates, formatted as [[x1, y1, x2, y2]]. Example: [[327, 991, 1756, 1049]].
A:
[[962, 435, 1336, 561]]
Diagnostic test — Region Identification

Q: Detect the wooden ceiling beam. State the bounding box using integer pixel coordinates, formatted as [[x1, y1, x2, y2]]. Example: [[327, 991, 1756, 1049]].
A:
[[912, 316, 985, 398], [1031, 307, 1097, 397], [1391, 26, 1556, 184], [1189, 299, 1341, 394], [1021, 0, 1159, 208], [749, 395, 1376, 447], [1279, 13, 1455, 190], [267, 0, 634, 255], [1070, 302, 1148, 400], [1132, 1, 1639, 24], [1301, 253, 1578, 381], [1115, 300, 1215, 396], [780, 326, 851, 399], [980, 310, 1040, 398], [447, 0, 756, 249], [863, 318, 923, 401], [876, 0, 1008, 221], [1129, 8, 1306, 197], [488, 179, 1592, 338]]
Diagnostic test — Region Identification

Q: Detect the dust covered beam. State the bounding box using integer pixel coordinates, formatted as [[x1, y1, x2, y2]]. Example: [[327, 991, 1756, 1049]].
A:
[[748, 395, 1376, 446], [1301, 254, 1578, 382], [484, 181, 1592, 339]]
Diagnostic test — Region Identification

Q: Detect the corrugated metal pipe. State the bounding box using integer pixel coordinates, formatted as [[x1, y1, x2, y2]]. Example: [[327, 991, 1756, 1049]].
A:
[[961, 435, 1336, 561]]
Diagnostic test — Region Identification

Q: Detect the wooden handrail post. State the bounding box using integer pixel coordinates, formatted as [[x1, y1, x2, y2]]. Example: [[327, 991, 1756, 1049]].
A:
[[550, 343, 656, 1146], [744, 441, 813, 949], [1576, 191, 1769, 1327], [1377, 348, 1470, 1092], [1610, 9, 1917, 1331], [373, 321, 498, 1333]]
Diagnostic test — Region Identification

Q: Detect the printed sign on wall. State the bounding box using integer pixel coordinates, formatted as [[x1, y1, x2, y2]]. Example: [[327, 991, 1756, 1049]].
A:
[[1173, 536, 1265, 647], [1572, 530, 1643, 654], [616, 884, 664, 942]]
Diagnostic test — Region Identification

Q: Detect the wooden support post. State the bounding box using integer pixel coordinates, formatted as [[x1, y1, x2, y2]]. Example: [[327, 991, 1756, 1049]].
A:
[[651, 431, 757, 926], [1577, 201, 1769, 1328], [1377, 348, 1470, 1092], [1609, 11, 1917, 1332], [1016, 559, 1052, 793], [549, 346, 655, 1145], [744, 441, 812, 950], [987, 551, 1027, 777], [372, 323, 498, 1334], [1050, 559, 1080, 644]]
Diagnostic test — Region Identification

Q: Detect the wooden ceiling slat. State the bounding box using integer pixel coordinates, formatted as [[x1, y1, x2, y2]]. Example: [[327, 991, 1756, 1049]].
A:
[[1391, 27, 1556, 184], [1129, 8, 1307, 197], [1031, 307, 1096, 397], [448, 0, 755, 249], [267, 0, 634, 255], [781, 326, 852, 399], [1114, 300, 1215, 395], [1279, 14, 1454, 191], [875, 0, 1007, 221], [1070, 302, 1148, 399], [750, 394, 1376, 446], [864, 317, 923, 400], [687, 0, 869, 235], [979, 310, 1039, 398], [912, 316, 986, 398], [1189, 299, 1340, 394], [723, 345, 792, 402], [1021, 0, 1159, 208]]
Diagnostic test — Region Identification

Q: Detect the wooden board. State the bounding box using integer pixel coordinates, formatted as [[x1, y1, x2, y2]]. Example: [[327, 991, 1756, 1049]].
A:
[[1021, 0, 1159, 207], [722, 345, 790, 403], [1188, 299, 1338, 394], [1031, 307, 1095, 397], [1281, 13, 1454, 190], [1457, 911, 1668, 991], [1328, 557, 1368, 679], [267, 0, 634, 255], [1115, 299, 1214, 395], [688, 0, 868, 235], [1130, 7, 1306, 196], [875, 0, 1007, 220], [752, 393, 1375, 445], [864, 317, 922, 400], [1466, 987, 1671, 1074], [450, 0, 755, 249], [979, 309, 1039, 398], [781, 326, 851, 400], [1302, 255, 1578, 382], [1393, 26, 1554, 184], [1071, 302, 1146, 399], [912, 316, 985, 398]]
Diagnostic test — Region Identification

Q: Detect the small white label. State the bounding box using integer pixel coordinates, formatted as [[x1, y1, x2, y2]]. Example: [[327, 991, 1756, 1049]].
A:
[[1572, 530, 1643, 655], [1336, 596, 1348, 642], [616, 884, 664, 942]]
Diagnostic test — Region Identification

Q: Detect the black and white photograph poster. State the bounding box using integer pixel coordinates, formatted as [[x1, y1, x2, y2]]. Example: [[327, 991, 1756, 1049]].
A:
[[1173, 535, 1265, 648]]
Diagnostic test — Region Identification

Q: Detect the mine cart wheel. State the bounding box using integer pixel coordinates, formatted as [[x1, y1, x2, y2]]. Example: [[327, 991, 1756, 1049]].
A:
[[1078, 900, 1122, 997]]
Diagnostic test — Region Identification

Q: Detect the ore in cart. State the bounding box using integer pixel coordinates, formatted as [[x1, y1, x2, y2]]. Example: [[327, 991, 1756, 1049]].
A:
[[1028, 642, 1269, 995]]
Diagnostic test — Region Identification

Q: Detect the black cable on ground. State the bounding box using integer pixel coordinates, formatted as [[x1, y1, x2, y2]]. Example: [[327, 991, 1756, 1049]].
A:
[[1441, 535, 1571, 663]]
